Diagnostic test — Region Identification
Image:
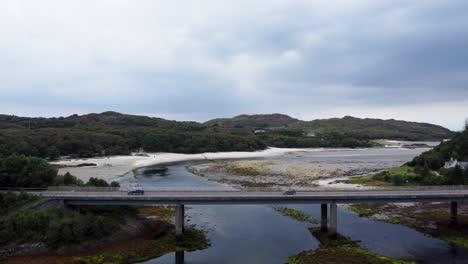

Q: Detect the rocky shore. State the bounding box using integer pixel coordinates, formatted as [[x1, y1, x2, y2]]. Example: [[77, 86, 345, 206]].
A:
[[187, 159, 405, 188]]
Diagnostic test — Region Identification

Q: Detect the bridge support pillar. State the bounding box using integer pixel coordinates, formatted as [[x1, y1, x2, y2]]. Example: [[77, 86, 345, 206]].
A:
[[175, 250, 184, 264], [176, 204, 185, 239], [329, 203, 337, 239], [450, 202, 458, 226], [321, 203, 328, 232]]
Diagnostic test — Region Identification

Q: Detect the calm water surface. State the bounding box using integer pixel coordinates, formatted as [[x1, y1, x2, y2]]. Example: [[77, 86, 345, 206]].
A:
[[123, 148, 468, 264]]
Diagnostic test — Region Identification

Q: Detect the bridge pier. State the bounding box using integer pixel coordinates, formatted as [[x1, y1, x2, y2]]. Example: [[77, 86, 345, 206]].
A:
[[450, 202, 458, 226], [321, 203, 328, 232], [329, 203, 337, 239], [176, 204, 185, 238], [175, 250, 185, 264]]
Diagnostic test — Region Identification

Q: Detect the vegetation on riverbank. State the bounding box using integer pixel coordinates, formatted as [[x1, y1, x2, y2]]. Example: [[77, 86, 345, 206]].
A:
[[273, 207, 318, 224], [1, 203, 210, 264], [0, 156, 209, 263], [67, 227, 209, 264], [0, 155, 119, 188], [346, 203, 468, 248], [345, 127, 468, 187], [287, 227, 415, 264], [0, 193, 127, 249], [407, 126, 467, 171], [345, 166, 417, 186], [347, 164, 468, 186]]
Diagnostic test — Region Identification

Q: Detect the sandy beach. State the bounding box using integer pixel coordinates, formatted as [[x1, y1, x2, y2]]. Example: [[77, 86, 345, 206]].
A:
[[53, 147, 321, 183], [53, 146, 431, 188]]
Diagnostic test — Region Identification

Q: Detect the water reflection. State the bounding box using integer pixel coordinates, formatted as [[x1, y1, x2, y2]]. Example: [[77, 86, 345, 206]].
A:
[[175, 251, 184, 264]]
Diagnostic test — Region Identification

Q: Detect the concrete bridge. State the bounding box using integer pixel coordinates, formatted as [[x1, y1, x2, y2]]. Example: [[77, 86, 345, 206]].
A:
[[32, 186, 468, 239]]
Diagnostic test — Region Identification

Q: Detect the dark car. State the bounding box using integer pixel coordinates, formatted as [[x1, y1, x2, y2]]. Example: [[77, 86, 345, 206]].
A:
[[128, 189, 144, 195], [283, 188, 296, 195]]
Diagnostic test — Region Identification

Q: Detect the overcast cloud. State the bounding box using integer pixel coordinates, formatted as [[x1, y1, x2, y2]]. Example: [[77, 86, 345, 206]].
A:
[[1, 0, 467, 130]]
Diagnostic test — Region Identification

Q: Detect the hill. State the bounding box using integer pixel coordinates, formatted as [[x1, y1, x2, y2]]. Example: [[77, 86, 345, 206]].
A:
[[0, 111, 204, 130], [0, 112, 455, 159], [0, 112, 264, 158], [408, 127, 468, 170], [205, 114, 299, 129], [293, 116, 454, 141], [206, 114, 454, 141]]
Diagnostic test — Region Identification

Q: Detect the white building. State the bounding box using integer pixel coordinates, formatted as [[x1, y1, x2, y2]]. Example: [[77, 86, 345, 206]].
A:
[[444, 158, 468, 169]]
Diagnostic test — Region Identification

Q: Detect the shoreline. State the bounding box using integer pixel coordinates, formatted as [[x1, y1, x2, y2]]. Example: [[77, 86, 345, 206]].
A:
[[2, 206, 210, 264], [53, 147, 309, 182], [52, 146, 432, 188], [52, 147, 368, 183]]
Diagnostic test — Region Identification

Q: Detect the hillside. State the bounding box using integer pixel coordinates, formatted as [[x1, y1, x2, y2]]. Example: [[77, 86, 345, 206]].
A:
[[348, 127, 468, 186], [0, 112, 264, 158], [0, 111, 205, 131], [294, 116, 454, 141], [408, 127, 468, 170], [0, 112, 455, 159], [205, 114, 299, 128], [206, 114, 454, 141]]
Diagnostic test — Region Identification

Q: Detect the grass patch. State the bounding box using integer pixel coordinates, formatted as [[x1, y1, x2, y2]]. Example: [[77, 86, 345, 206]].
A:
[[347, 204, 381, 217], [288, 227, 416, 264], [441, 236, 468, 247], [387, 217, 404, 225], [274, 207, 318, 224], [346, 166, 419, 187], [345, 175, 392, 186], [289, 247, 415, 264], [138, 206, 176, 221], [388, 166, 416, 177]]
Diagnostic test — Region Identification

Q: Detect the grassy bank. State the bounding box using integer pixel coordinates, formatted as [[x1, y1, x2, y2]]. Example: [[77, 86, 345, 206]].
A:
[[345, 166, 416, 186], [346, 203, 468, 248], [288, 227, 415, 264], [273, 207, 318, 224], [1, 200, 210, 264]]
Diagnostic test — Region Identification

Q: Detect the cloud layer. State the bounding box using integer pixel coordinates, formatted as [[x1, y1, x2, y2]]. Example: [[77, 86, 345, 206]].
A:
[[1, 0, 467, 130]]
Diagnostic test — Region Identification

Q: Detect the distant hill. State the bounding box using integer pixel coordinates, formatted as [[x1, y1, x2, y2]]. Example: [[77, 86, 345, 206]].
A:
[[0, 112, 455, 159], [0, 111, 204, 131], [205, 114, 299, 128], [206, 114, 454, 141], [292, 116, 454, 141]]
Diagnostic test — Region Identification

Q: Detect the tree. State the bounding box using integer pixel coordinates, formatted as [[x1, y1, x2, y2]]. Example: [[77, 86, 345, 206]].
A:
[[0, 155, 57, 187], [47, 146, 60, 160], [85, 177, 109, 187], [110, 181, 120, 187], [392, 174, 404, 186], [446, 165, 464, 185]]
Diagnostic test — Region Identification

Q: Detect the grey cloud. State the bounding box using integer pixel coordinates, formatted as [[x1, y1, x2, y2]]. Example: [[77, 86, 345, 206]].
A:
[[0, 0, 467, 129]]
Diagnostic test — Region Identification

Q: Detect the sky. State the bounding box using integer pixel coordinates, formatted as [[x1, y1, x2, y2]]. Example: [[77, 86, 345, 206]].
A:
[[1, 0, 467, 130]]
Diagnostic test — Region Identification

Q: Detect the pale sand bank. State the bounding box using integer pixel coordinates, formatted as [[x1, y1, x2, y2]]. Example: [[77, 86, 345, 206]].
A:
[[53, 147, 322, 182]]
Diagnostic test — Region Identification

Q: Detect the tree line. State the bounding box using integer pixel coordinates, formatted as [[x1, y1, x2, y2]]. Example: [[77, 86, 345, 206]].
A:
[[0, 155, 119, 188]]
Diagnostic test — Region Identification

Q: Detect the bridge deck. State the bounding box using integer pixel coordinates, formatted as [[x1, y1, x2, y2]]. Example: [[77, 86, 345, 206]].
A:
[[33, 188, 468, 205]]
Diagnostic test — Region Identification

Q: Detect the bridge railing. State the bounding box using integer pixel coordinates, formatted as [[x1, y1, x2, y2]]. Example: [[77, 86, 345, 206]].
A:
[[0, 187, 48, 192], [47, 186, 120, 192], [36, 185, 468, 193]]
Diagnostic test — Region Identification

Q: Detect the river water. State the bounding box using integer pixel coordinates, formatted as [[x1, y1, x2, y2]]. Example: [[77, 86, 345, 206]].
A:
[[125, 148, 468, 264]]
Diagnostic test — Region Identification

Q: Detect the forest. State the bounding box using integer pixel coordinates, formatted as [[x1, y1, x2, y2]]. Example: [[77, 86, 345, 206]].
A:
[[0, 112, 454, 160]]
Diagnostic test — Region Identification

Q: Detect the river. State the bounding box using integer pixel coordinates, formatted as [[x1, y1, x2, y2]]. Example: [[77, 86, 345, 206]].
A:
[[117, 148, 468, 264]]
